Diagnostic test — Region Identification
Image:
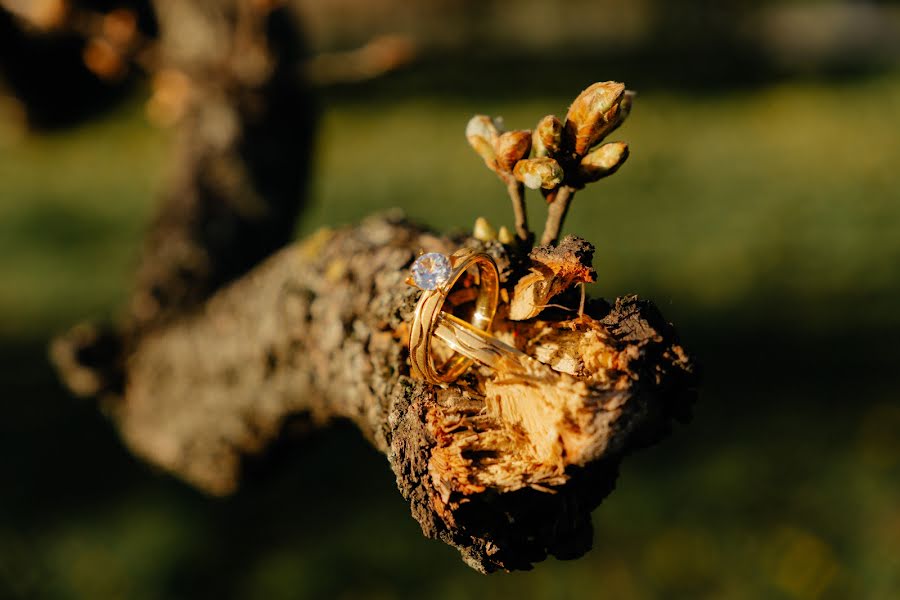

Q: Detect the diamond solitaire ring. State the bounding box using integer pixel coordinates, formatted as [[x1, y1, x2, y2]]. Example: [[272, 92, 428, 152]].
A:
[[406, 248, 528, 384]]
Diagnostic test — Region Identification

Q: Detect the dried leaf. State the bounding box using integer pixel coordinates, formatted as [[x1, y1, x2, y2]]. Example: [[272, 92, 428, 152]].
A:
[[509, 236, 596, 320]]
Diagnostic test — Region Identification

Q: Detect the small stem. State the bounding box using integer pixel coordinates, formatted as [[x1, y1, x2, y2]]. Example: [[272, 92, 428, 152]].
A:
[[578, 281, 586, 318], [505, 178, 530, 243], [540, 185, 575, 246]]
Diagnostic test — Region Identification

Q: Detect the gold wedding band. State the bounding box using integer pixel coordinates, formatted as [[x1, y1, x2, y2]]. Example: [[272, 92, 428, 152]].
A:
[[407, 248, 528, 384]]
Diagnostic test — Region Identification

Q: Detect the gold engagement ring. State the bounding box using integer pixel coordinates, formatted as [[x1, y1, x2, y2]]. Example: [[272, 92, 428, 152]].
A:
[[407, 248, 528, 384]]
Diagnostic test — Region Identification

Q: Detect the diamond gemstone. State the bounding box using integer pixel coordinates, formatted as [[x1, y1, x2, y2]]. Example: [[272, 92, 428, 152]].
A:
[[411, 252, 451, 290]]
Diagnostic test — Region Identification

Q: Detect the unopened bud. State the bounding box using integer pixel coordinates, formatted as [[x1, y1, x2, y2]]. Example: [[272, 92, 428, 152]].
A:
[[495, 130, 532, 173], [605, 90, 635, 138], [513, 157, 564, 190], [466, 115, 500, 170], [578, 142, 629, 183], [497, 226, 515, 245], [564, 81, 625, 155], [533, 115, 563, 158], [466, 115, 499, 144], [473, 216, 497, 241]]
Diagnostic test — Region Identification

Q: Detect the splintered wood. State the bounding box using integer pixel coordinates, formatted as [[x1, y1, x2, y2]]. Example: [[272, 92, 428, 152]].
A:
[[426, 305, 644, 515], [403, 231, 694, 571]]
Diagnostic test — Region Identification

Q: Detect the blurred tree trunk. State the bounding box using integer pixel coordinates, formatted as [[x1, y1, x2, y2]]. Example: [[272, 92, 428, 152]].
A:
[[49, 0, 316, 399], [129, 0, 316, 336]]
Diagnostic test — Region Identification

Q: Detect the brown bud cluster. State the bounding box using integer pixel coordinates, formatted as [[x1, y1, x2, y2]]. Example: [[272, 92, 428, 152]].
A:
[[466, 82, 634, 190], [464, 81, 635, 246]]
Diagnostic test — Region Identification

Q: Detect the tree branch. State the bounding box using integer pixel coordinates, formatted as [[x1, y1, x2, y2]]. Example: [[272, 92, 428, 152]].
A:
[[128, 0, 315, 335], [505, 178, 530, 243], [541, 185, 575, 246], [54, 214, 696, 572], [44, 4, 695, 572]]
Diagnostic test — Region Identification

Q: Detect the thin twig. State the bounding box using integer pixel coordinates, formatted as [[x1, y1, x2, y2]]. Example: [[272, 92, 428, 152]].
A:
[[578, 281, 586, 318], [540, 185, 575, 246], [506, 178, 530, 242]]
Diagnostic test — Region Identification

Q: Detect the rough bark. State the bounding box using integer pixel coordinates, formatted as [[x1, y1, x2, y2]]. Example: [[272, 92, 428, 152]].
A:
[[62, 214, 696, 572]]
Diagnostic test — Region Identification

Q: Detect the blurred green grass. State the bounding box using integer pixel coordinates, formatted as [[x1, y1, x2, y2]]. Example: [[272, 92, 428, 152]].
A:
[[1, 75, 899, 599], [0, 102, 163, 337]]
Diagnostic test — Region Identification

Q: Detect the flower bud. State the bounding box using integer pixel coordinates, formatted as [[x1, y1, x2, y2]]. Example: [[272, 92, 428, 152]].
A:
[[473, 216, 497, 241], [533, 115, 563, 158], [578, 142, 629, 182], [564, 81, 625, 155], [605, 90, 635, 138], [513, 157, 564, 190], [495, 130, 532, 173], [466, 115, 500, 170]]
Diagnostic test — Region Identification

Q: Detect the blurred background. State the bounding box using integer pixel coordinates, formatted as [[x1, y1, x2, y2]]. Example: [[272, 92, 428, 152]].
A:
[[2, 0, 899, 598]]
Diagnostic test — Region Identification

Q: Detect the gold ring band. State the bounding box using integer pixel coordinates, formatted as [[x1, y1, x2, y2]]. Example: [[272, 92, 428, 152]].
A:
[[407, 248, 528, 384], [433, 312, 529, 376]]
